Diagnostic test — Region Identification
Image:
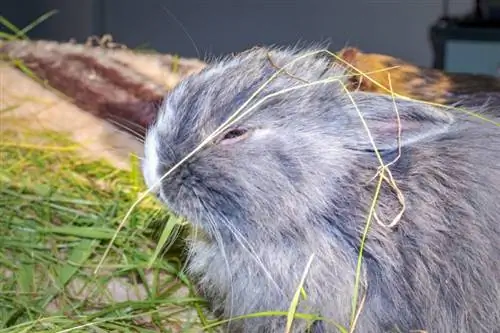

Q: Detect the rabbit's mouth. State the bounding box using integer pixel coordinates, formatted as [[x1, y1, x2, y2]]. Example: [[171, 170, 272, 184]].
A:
[[142, 125, 204, 225]]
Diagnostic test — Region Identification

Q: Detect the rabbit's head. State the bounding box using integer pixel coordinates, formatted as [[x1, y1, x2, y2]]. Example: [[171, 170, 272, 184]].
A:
[[142, 46, 454, 241]]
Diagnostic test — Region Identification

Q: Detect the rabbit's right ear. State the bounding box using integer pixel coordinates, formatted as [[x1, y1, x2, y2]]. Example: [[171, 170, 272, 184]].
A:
[[346, 98, 455, 153]]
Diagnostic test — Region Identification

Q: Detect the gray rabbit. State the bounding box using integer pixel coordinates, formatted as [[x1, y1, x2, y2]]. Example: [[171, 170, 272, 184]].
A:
[[142, 46, 500, 333]]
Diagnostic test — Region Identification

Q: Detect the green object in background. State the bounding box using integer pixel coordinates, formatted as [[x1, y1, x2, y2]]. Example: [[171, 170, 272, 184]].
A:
[[430, 22, 500, 76], [445, 40, 500, 76]]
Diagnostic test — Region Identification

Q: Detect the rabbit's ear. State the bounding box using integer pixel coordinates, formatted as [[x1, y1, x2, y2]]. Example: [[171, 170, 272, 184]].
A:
[[346, 99, 455, 152]]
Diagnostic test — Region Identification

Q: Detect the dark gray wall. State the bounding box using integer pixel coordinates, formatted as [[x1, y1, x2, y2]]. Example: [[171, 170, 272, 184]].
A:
[[1, 0, 98, 41], [1, 0, 473, 66]]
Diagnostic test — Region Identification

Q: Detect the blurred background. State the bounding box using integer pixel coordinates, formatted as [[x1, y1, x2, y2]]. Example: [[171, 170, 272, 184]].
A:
[[1, 2, 500, 332], [2, 0, 500, 74]]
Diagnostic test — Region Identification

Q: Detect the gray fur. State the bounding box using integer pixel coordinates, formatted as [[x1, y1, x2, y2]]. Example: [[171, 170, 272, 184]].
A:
[[142, 45, 500, 333]]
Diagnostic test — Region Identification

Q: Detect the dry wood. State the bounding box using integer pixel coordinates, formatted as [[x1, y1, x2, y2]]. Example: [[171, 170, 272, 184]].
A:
[[0, 63, 145, 170], [337, 47, 500, 105], [0, 39, 205, 139]]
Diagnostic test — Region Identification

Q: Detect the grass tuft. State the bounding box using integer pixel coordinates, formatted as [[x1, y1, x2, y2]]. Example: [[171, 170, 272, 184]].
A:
[[0, 123, 212, 332]]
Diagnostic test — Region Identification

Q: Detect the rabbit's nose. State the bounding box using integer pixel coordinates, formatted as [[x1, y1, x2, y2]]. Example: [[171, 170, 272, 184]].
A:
[[156, 161, 184, 187]]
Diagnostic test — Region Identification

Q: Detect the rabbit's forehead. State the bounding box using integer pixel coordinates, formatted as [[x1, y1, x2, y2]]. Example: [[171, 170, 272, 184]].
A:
[[162, 47, 352, 140], [174, 60, 278, 128]]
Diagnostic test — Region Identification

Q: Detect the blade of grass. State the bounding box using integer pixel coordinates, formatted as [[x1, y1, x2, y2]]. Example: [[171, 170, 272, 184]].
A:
[[285, 254, 315, 333], [14, 10, 59, 39], [0, 104, 20, 114], [39, 239, 98, 308], [0, 31, 16, 40], [39, 226, 118, 240], [0, 16, 24, 39], [147, 215, 184, 268], [203, 311, 347, 332]]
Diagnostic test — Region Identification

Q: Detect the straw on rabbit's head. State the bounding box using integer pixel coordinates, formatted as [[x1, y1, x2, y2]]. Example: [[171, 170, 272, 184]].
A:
[[142, 46, 500, 333], [143, 46, 453, 236]]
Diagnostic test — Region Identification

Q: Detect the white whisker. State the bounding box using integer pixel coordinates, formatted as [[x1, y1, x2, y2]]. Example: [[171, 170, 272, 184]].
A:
[[219, 214, 285, 297]]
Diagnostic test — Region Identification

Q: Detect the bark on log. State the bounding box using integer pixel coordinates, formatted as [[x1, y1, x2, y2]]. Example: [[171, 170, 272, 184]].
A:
[[0, 39, 205, 139]]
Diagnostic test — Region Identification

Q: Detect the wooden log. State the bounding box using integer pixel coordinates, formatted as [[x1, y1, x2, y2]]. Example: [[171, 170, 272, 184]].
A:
[[337, 47, 500, 106], [0, 39, 205, 139]]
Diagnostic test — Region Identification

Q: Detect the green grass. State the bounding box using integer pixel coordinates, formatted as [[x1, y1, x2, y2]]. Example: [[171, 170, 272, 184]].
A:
[[0, 12, 221, 333], [0, 125, 215, 333]]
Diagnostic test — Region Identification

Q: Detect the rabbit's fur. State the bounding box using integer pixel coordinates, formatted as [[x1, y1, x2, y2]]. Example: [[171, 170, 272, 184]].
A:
[[142, 46, 500, 333]]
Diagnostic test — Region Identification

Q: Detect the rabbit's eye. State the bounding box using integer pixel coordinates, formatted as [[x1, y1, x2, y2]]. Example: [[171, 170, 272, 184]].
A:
[[219, 128, 249, 144], [223, 128, 247, 139]]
